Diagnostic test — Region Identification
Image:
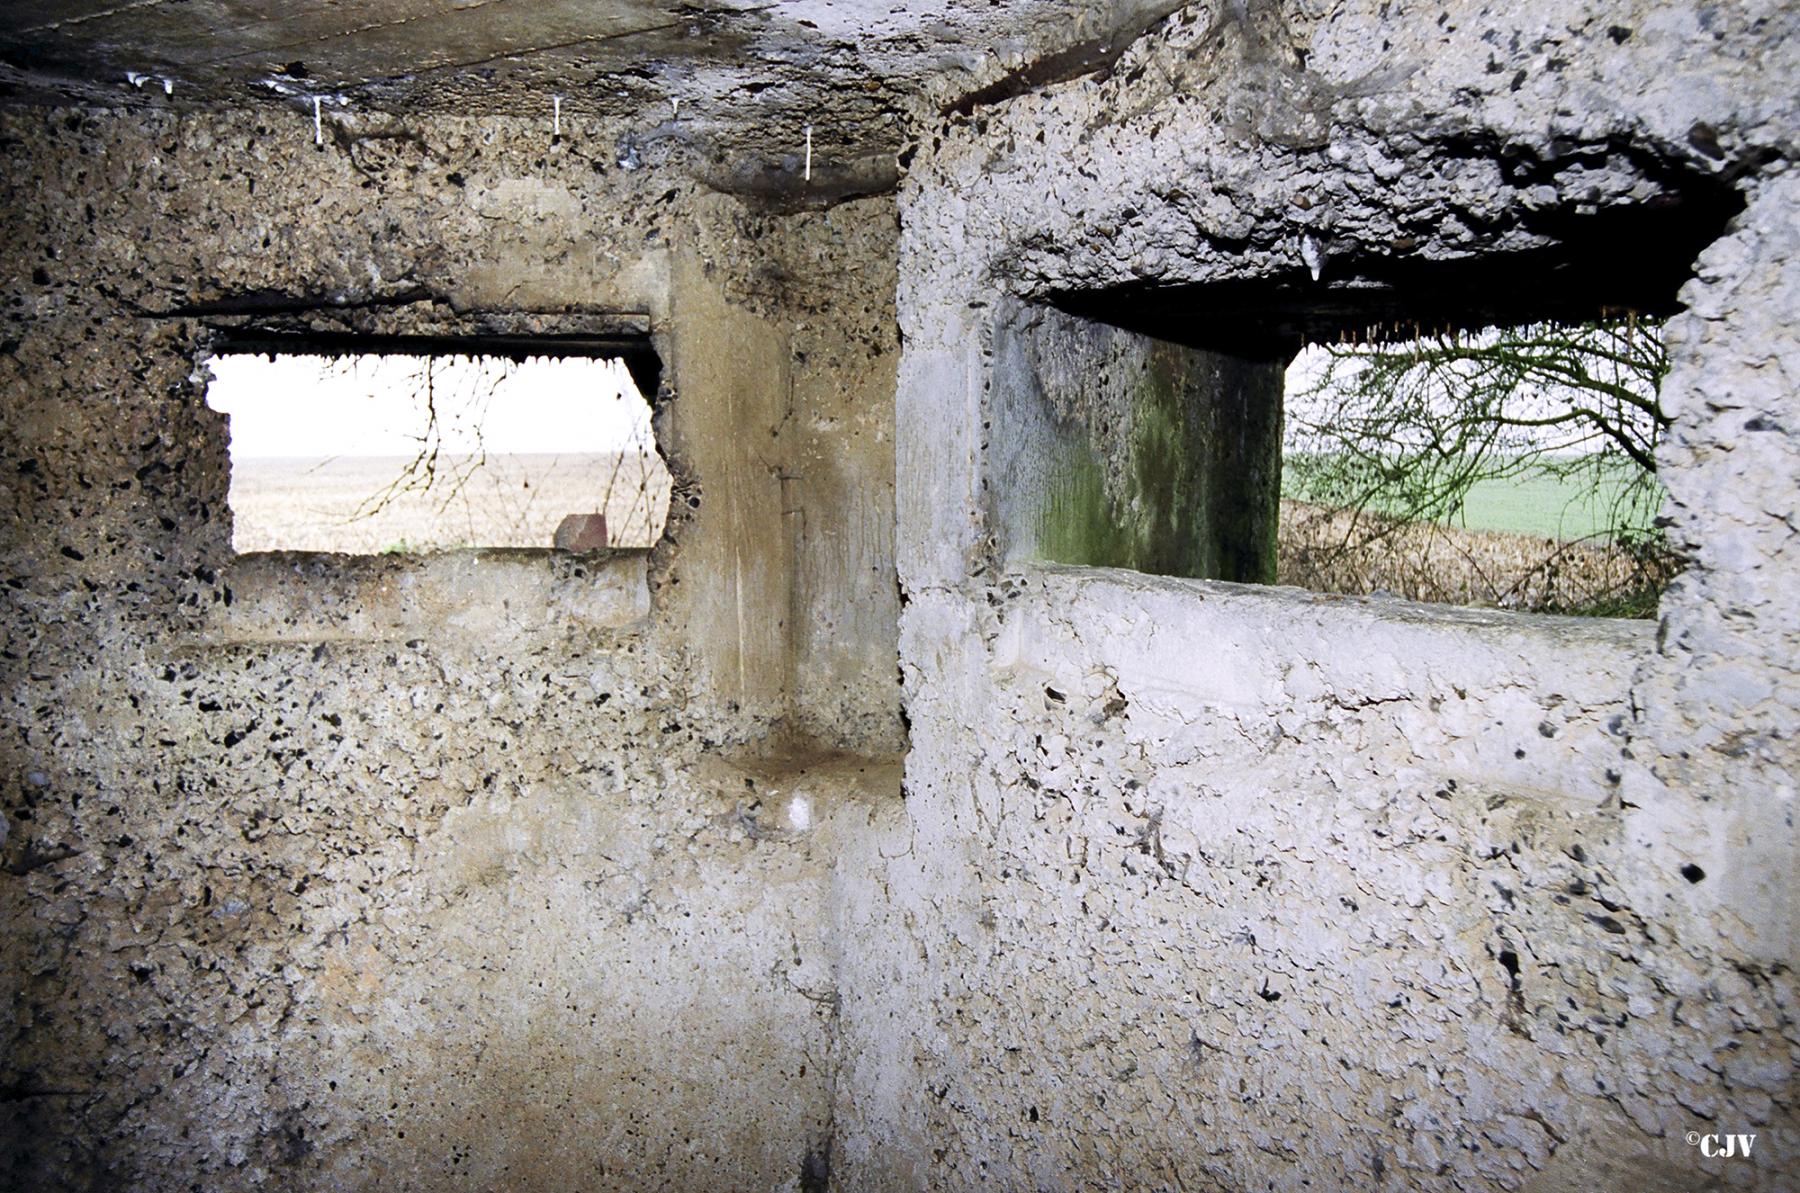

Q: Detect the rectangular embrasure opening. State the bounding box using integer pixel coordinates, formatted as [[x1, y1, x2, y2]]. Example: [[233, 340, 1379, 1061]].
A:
[[202, 332, 669, 556], [1278, 316, 1672, 615], [1021, 192, 1740, 616]]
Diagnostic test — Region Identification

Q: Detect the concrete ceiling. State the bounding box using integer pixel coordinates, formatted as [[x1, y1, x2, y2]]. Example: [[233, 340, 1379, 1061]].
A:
[[0, 0, 1183, 199]]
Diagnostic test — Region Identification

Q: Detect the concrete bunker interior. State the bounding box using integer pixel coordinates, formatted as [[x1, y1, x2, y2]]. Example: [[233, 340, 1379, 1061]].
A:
[[2, 4, 1795, 1192]]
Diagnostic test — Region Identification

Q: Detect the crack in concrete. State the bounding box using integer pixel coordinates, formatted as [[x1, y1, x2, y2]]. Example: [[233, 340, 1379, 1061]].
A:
[[12, 0, 183, 36]]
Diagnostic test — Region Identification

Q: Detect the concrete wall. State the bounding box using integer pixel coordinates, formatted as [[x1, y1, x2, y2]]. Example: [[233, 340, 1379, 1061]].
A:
[[851, 1, 1797, 1189], [0, 107, 899, 1190], [2, 2, 1797, 1191]]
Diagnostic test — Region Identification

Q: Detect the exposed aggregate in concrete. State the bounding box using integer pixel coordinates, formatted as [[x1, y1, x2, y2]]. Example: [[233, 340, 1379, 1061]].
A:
[[0, 1, 1796, 1189], [0, 105, 899, 1189], [857, 1, 1798, 1189]]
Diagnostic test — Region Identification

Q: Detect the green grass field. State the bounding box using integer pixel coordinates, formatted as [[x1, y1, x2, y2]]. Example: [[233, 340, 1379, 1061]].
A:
[[1284, 455, 1663, 543]]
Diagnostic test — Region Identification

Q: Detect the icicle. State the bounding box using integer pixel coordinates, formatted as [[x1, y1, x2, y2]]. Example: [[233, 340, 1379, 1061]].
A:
[[804, 124, 813, 182], [126, 71, 175, 94], [1300, 233, 1324, 282]]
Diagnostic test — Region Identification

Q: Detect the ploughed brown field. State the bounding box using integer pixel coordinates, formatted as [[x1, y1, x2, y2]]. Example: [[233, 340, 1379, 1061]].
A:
[[229, 453, 671, 554]]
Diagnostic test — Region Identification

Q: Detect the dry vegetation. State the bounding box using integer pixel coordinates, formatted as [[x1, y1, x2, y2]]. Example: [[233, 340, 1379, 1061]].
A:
[[230, 452, 671, 554], [1277, 500, 1676, 616], [234, 455, 1665, 614]]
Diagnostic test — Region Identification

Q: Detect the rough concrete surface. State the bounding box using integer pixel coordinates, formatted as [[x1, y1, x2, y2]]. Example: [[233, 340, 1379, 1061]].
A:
[[0, 0, 1190, 205], [0, 105, 900, 1189], [1, 0, 1796, 1191], [865, 1, 1797, 1190]]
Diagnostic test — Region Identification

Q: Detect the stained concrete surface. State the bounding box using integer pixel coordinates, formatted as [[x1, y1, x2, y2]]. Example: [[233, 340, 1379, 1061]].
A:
[[991, 301, 1285, 583], [0, 105, 900, 1188], [0, 0, 1187, 203], [1, 0, 1797, 1190], [865, 1, 1797, 1188]]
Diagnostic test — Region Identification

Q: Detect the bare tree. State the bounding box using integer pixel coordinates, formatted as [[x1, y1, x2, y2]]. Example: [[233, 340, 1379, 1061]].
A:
[[1282, 316, 1677, 615], [342, 354, 666, 548], [349, 354, 512, 522]]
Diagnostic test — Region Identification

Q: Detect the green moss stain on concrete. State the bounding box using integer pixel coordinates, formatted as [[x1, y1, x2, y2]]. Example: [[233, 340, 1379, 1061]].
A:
[[1032, 338, 1282, 584], [1125, 344, 1213, 578], [1037, 444, 1133, 570]]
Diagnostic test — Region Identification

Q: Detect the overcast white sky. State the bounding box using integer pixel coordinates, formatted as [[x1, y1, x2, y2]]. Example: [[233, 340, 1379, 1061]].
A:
[[206, 353, 652, 458], [1283, 332, 1660, 458]]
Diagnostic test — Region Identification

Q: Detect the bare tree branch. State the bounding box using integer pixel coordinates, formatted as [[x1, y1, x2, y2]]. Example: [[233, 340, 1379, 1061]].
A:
[[1285, 317, 1676, 615]]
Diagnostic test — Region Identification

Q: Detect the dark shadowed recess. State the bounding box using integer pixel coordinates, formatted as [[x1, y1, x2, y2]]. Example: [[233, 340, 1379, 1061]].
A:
[[1050, 183, 1745, 358], [206, 327, 664, 404]]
